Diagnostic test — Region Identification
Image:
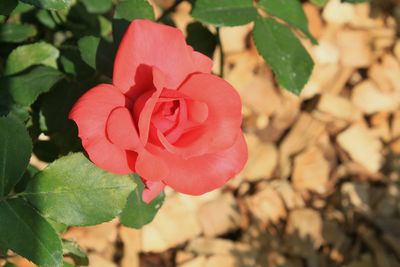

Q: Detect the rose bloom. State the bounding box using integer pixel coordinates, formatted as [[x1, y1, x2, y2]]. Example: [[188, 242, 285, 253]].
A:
[[69, 20, 247, 203]]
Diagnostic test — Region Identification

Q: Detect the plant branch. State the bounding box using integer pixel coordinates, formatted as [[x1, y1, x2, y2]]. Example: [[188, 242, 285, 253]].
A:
[[216, 27, 224, 77]]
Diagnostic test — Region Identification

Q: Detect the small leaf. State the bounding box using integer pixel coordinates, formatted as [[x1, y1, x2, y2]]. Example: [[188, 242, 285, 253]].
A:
[[63, 239, 89, 266], [253, 17, 314, 95], [81, 0, 112, 14], [0, 198, 63, 267], [258, 0, 317, 44], [0, 24, 37, 43], [0, 66, 64, 106], [120, 175, 164, 229], [4, 263, 18, 267], [191, 0, 257, 27], [0, 115, 32, 196], [19, 0, 73, 10], [186, 22, 217, 59], [114, 0, 154, 21], [78, 36, 115, 77], [5, 42, 60, 75], [36, 10, 57, 29], [24, 153, 136, 226], [113, 0, 154, 45], [0, 0, 18, 16]]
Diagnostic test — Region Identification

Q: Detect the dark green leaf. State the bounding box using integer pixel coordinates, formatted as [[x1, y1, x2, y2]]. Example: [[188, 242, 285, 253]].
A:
[[5, 42, 60, 75], [186, 22, 217, 59], [114, 0, 154, 21], [258, 0, 317, 44], [63, 262, 75, 267], [78, 36, 115, 77], [4, 263, 18, 267], [191, 0, 257, 26], [0, 115, 32, 196], [15, 165, 39, 193], [19, 0, 73, 10], [24, 153, 136, 226], [12, 2, 35, 14], [81, 0, 112, 14], [253, 17, 314, 95], [37, 10, 57, 29], [0, 198, 63, 267], [0, 66, 64, 106], [59, 46, 94, 78], [0, 0, 18, 16], [113, 0, 154, 45], [120, 175, 164, 229], [63, 239, 89, 266], [0, 24, 37, 43]]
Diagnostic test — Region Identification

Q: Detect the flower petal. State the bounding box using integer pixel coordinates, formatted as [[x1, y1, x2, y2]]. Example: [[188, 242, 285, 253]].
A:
[[113, 19, 210, 96], [69, 84, 135, 174], [135, 149, 169, 181], [158, 133, 248, 195], [142, 179, 165, 204], [106, 107, 142, 151], [171, 73, 243, 158]]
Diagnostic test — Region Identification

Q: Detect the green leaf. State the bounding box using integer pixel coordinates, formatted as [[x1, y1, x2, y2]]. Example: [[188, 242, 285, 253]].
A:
[[81, 0, 112, 14], [310, 0, 328, 7], [24, 153, 136, 226], [114, 0, 154, 21], [4, 263, 18, 267], [120, 175, 164, 229], [0, 24, 37, 43], [191, 0, 257, 27], [63, 239, 89, 266], [19, 0, 73, 10], [63, 262, 75, 267], [186, 22, 217, 59], [0, 115, 32, 196], [37, 10, 57, 29], [0, 198, 63, 267], [5, 42, 60, 75], [0, 66, 64, 106], [258, 0, 317, 44], [253, 17, 314, 95], [113, 0, 154, 45], [78, 36, 115, 77], [0, 0, 18, 16]]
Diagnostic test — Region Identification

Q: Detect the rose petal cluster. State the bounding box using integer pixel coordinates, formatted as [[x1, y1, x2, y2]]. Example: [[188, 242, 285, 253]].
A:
[[69, 20, 248, 203]]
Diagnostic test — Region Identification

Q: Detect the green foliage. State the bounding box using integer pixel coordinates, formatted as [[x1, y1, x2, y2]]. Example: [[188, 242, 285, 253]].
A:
[[120, 175, 165, 229], [0, 24, 37, 43], [24, 153, 136, 226], [253, 17, 314, 95], [5, 42, 60, 75], [19, 0, 73, 10], [258, 0, 317, 44], [0, 0, 18, 15], [62, 239, 89, 266], [0, 66, 64, 106], [0, 198, 63, 267], [0, 115, 32, 196], [191, 0, 258, 26]]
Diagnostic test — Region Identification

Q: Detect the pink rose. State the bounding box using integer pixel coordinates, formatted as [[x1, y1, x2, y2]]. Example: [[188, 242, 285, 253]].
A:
[[69, 20, 247, 203]]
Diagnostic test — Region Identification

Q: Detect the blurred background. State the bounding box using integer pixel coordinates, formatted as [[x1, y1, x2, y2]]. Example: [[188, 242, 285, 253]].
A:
[[7, 0, 400, 266]]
